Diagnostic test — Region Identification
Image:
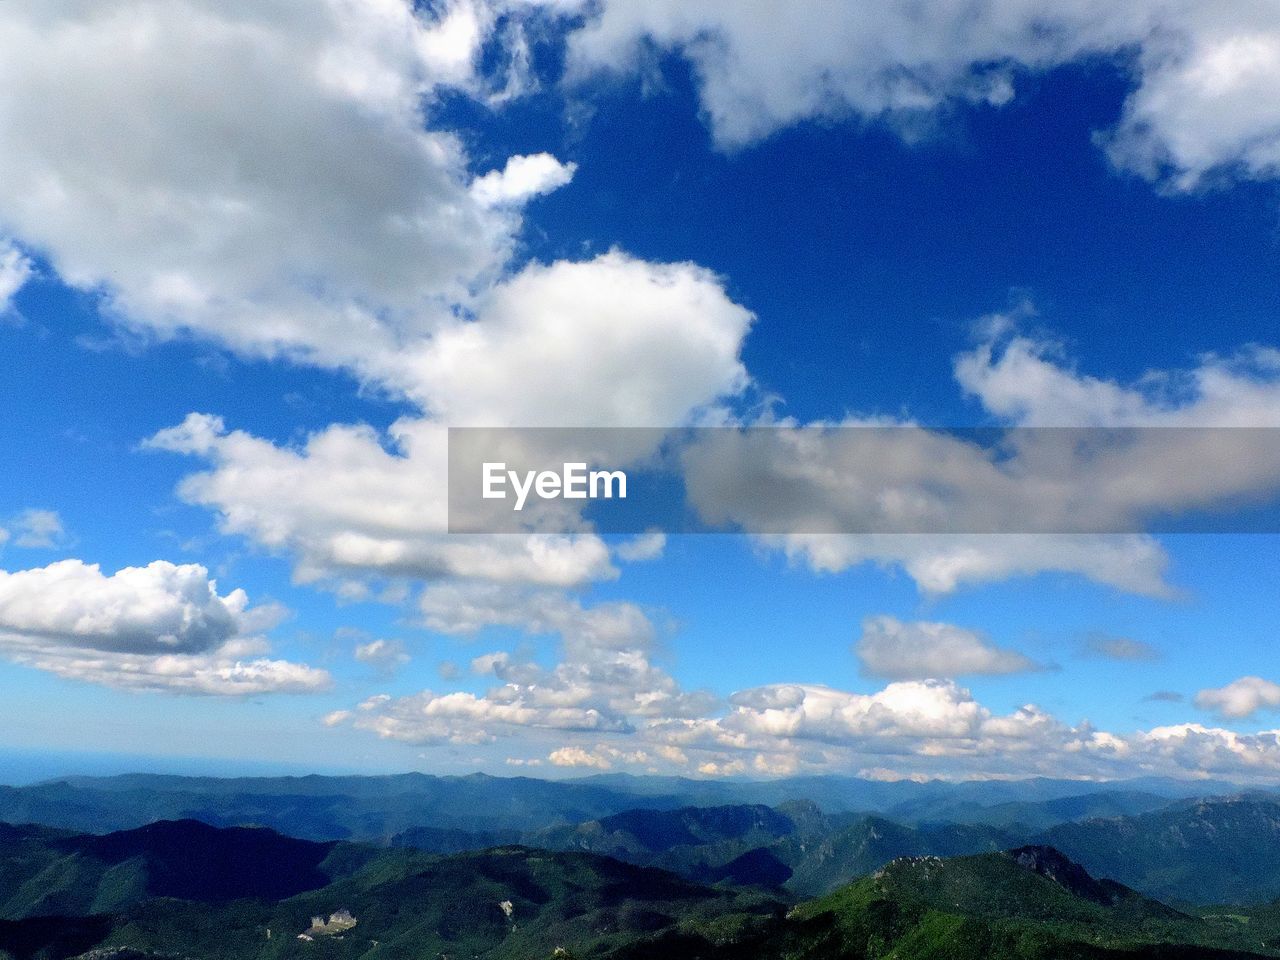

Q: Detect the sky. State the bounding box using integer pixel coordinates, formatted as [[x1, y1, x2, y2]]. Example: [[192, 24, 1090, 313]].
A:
[[2, 0, 1280, 784]]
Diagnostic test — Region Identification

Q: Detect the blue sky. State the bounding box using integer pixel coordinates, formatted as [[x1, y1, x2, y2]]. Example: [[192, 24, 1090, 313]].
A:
[[2, 0, 1280, 783]]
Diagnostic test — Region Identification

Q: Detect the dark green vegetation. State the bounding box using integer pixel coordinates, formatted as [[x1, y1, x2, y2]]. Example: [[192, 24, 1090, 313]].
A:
[[5, 820, 1280, 960], [0, 821, 377, 920], [0, 823, 779, 960], [8, 776, 1280, 959], [767, 846, 1280, 960]]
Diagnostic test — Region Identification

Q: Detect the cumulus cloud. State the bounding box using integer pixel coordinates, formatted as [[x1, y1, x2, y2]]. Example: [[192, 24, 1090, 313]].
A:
[[0, 559, 245, 654], [0, 0, 540, 374], [146, 249, 751, 596], [146, 413, 616, 591], [856, 615, 1042, 679], [634, 680, 1280, 782], [331, 588, 715, 745], [0, 559, 328, 694], [1195, 676, 1280, 720], [399, 252, 751, 425], [558, 0, 1280, 189], [470, 152, 577, 207], [548, 745, 614, 769], [546, 743, 655, 770]]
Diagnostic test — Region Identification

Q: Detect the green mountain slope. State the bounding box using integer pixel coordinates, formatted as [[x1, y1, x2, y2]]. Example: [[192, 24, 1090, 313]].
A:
[[394, 803, 1018, 898], [764, 846, 1277, 960], [0, 820, 377, 921], [0, 844, 779, 960], [1039, 796, 1280, 905], [6, 821, 1280, 960]]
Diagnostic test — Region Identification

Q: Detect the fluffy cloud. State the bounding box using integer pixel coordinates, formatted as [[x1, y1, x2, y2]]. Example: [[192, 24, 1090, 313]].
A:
[[955, 328, 1280, 427], [399, 252, 751, 425], [0, 239, 31, 313], [856, 616, 1042, 679], [547, 743, 654, 770], [470, 153, 577, 207], [640, 680, 1280, 782], [146, 249, 751, 593], [559, 0, 1280, 188], [1195, 676, 1280, 720], [0, 0, 548, 375], [146, 413, 616, 591], [0, 559, 328, 694], [0, 559, 245, 654], [333, 588, 715, 744], [548, 745, 614, 769]]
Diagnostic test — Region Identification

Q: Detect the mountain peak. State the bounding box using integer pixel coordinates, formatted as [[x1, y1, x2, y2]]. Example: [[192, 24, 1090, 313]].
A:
[[1005, 845, 1121, 905]]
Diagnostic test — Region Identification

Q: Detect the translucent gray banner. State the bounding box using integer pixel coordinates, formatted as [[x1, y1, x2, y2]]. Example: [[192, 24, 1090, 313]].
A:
[[447, 426, 1280, 534]]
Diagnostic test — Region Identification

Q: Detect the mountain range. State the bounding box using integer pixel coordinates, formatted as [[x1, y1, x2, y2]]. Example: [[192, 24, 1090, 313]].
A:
[[5, 819, 1280, 960]]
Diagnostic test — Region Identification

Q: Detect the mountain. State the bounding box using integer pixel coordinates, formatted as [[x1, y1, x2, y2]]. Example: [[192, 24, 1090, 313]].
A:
[[780, 814, 1018, 897], [0, 831, 780, 960], [385, 793, 1280, 908], [886, 789, 1178, 831], [761, 846, 1277, 960], [0, 773, 695, 839], [0, 772, 1241, 842], [390, 802, 1019, 897], [1039, 795, 1280, 906], [4, 822, 1280, 960], [0, 819, 378, 920]]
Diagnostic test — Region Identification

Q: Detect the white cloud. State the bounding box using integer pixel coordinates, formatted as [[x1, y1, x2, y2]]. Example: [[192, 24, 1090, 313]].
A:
[[0, 559, 245, 654], [146, 250, 752, 596], [399, 252, 751, 426], [0, 239, 32, 313], [955, 328, 1280, 427], [0, 559, 328, 694], [558, 0, 1280, 188], [1105, 18, 1280, 188], [548, 745, 614, 769], [0, 0, 545, 374], [331, 587, 715, 745], [856, 615, 1042, 679], [1195, 676, 1280, 720], [470, 152, 577, 207], [146, 413, 616, 591], [14, 645, 332, 696], [10, 509, 65, 549]]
